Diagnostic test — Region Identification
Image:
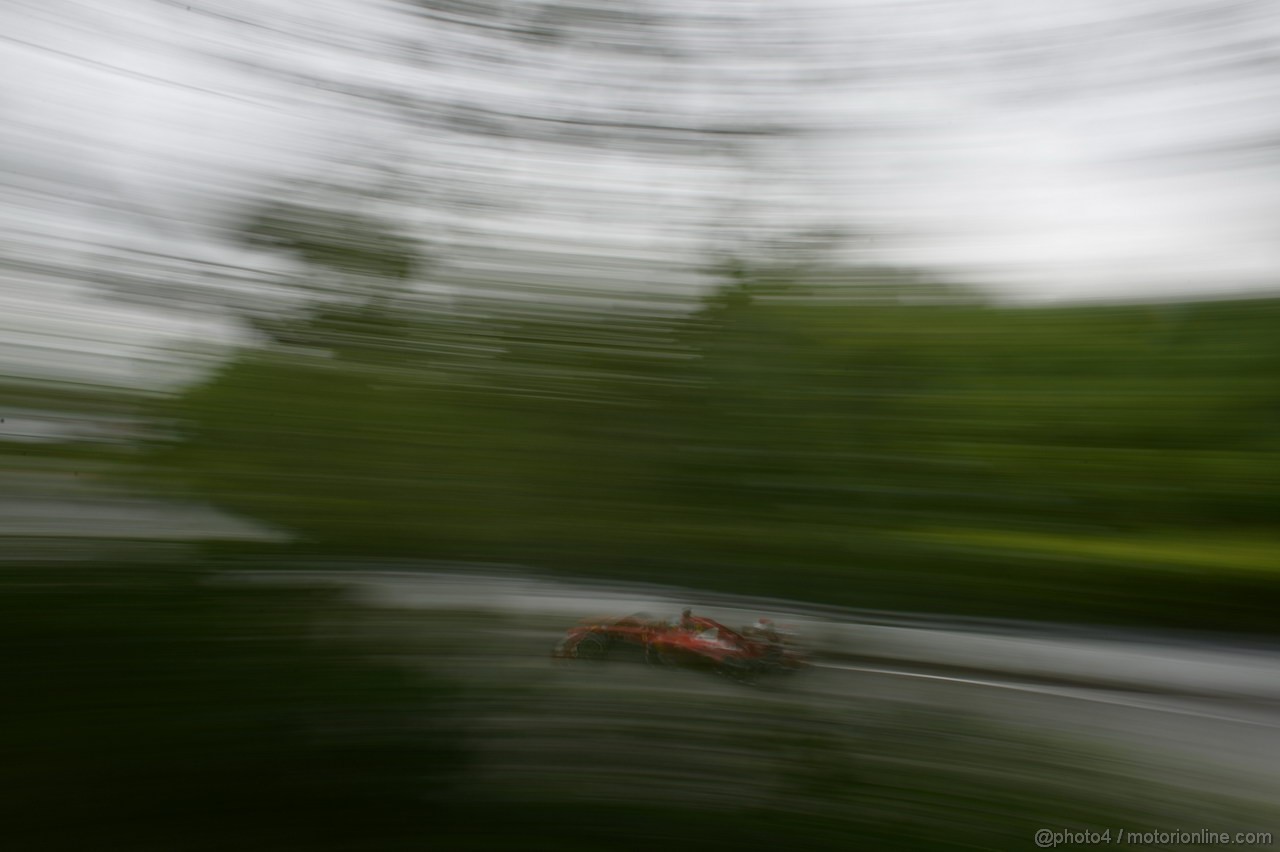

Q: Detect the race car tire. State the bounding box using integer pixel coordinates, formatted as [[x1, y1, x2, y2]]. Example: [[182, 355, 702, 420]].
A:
[[717, 658, 760, 685], [573, 633, 610, 661]]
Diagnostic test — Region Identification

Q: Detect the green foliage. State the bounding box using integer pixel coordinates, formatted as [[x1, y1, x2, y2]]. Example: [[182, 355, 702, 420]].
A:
[[242, 201, 420, 283], [154, 271, 1280, 629]]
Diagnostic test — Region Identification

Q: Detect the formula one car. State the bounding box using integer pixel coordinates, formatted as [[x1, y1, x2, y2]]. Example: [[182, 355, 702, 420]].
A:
[[552, 608, 809, 684]]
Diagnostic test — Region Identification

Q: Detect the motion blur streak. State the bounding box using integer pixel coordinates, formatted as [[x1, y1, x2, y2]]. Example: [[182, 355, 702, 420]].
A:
[[2, 0, 1279, 849]]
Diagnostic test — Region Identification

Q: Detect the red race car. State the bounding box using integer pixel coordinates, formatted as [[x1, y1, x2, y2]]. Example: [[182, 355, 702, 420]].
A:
[[552, 608, 809, 683]]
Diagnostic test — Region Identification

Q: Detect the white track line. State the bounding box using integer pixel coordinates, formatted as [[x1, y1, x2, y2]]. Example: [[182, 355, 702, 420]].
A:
[[814, 662, 1280, 729]]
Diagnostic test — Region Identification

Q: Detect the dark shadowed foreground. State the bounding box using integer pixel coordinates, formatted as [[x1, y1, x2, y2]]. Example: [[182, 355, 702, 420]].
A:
[[3, 561, 1272, 851]]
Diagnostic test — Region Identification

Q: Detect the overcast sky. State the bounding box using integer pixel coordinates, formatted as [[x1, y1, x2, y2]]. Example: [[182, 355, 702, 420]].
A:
[[3, 0, 1279, 386]]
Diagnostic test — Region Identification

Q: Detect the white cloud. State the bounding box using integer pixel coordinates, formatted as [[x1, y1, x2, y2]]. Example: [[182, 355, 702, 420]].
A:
[[2, 0, 1279, 382]]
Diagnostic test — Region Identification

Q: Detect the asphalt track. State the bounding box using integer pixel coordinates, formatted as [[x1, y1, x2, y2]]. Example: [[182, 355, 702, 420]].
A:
[[809, 659, 1280, 805], [232, 565, 1280, 811]]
